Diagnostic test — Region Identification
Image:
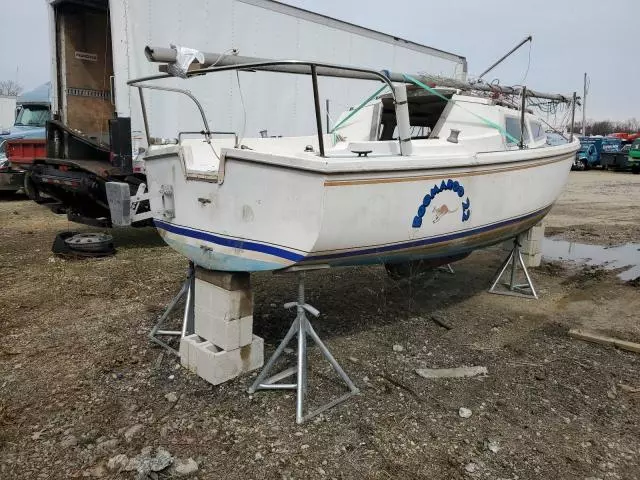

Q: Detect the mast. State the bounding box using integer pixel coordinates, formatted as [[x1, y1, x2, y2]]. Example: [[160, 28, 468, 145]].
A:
[[478, 35, 532, 81], [142, 46, 575, 103]]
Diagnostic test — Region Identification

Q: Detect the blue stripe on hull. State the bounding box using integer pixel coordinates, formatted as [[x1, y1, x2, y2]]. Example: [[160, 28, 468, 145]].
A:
[[153, 205, 550, 270], [154, 219, 305, 261], [160, 234, 287, 272], [308, 206, 548, 262]]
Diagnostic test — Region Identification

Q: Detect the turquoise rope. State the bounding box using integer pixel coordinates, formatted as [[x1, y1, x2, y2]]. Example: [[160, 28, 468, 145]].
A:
[[330, 84, 388, 134], [402, 74, 520, 144]]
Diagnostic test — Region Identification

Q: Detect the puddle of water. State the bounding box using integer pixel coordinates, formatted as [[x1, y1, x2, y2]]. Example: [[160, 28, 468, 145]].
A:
[[542, 238, 640, 281]]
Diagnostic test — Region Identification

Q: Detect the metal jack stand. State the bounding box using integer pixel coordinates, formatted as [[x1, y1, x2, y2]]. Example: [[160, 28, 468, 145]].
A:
[[248, 271, 359, 424], [438, 264, 455, 274], [488, 239, 538, 299], [149, 261, 195, 355]]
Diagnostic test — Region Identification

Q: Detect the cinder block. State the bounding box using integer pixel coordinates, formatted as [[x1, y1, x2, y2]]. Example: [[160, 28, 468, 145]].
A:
[[195, 278, 253, 320], [195, 267, 250, 291], [194, 305, 237, 346], [522, 252, 542, 268], [195, 307, 253, 350], [524, 221, 546, 241], [239, 335, 264, 373], [193, 335, 264, 385], [520, 238, 542, 255], [194, 341, 236, 385], [179, 334, 205, 373], [238, 316, 253, 347]]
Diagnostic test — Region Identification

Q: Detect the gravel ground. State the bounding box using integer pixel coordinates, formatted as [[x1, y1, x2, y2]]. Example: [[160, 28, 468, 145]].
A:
[[0, 171, 639, 480], [545, 170, 640, 245]]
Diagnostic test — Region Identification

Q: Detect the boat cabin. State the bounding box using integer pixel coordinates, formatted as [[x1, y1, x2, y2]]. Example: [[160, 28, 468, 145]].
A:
[[145, 84, 552, 183], [331, 86, 549, 156]]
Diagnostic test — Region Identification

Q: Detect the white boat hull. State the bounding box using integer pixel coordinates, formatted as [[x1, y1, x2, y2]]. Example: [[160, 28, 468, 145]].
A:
[[145, 142, 576, 272]]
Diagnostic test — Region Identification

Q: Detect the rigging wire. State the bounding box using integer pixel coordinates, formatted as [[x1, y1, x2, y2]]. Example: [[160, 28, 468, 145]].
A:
[[203, 48, 239, 161], [235, 70, 247, 147], [519, 41, 532, 85]]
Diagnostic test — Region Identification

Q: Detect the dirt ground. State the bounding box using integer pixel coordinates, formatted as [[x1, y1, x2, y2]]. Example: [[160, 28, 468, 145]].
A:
[[545, 170, 640, 245], [0, 170, 639, 480]]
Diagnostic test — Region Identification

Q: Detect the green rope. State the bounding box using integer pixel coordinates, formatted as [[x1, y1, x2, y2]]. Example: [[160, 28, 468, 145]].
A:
[[330, 84, 388, 134], [402, 74, 519, 144]]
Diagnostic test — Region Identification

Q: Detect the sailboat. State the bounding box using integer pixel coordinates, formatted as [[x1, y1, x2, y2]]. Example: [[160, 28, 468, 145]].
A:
[[125, 47, 580, 273]]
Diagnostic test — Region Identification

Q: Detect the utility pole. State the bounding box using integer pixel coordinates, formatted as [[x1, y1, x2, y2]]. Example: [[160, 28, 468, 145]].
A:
[[581, 73, 588, 136], [569, 92, 577, 142]]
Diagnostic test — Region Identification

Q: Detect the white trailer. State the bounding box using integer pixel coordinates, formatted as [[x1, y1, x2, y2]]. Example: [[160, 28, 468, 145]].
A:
[[37, 0, 466, 226], [0, 96, 17, 132]]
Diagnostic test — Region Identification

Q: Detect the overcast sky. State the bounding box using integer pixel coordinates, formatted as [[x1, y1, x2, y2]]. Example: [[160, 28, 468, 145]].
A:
[[2, 0, 638, 121]]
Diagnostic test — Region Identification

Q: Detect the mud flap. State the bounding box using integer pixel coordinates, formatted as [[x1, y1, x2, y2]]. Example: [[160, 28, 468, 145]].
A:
[[105, 181, 131, 227]]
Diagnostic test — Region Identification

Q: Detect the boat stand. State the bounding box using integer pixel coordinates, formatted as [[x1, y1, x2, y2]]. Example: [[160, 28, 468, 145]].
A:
[[438, 263, 455, 274], [248, 271, 359, 424], [488, 239, 538, 299], [149, 261, 195, 355]]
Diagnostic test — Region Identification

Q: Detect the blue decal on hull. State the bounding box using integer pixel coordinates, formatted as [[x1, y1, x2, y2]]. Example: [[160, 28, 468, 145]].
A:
[[412, 178, 472, 227]]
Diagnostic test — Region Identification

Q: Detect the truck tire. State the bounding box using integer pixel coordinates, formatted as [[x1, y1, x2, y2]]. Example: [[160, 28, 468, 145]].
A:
[[582, 160, 589, 171], [64, 232, 115, 254]]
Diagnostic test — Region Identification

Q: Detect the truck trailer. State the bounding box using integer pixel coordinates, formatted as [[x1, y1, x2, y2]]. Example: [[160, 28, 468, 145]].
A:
[[30, 0, 467, 227]]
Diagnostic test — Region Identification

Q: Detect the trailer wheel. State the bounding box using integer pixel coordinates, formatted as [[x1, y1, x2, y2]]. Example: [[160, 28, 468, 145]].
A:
[[64, 232, 115, 254]]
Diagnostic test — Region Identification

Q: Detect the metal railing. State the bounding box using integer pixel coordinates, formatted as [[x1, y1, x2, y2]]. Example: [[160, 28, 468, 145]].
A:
[[128, 60, 399, 157]]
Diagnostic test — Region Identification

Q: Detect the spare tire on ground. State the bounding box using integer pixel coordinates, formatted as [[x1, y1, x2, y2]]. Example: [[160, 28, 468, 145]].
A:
[[52, 231, 116, 257]]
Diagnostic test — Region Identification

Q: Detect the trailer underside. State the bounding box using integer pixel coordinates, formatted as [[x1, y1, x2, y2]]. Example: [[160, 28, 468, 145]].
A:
[[27, 120, 148, 227]]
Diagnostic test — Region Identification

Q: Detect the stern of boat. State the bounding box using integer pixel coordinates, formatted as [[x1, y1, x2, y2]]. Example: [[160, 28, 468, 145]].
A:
[[142, 141, 326, 272]]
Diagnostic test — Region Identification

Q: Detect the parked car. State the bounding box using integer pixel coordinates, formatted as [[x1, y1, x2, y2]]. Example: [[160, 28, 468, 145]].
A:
[[628, 138, 640, 174], [572, 143, 598, 170]]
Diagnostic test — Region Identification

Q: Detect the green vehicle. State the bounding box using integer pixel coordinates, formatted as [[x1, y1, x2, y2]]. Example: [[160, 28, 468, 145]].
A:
[[629, 139, 640, 174]]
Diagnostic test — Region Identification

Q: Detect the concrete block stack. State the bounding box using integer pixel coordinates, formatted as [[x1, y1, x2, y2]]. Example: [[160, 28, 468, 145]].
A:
[[503, 221, 545, 267], [179, 268, 263, 385]]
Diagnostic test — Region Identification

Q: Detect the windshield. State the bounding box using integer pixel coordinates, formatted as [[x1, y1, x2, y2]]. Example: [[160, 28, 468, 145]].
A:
[[14, 105, 50, 127]]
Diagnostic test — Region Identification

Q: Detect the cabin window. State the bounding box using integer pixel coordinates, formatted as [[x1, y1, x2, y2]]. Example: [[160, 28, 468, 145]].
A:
[[505, 116, 530, 144], [529, 121, 545, 141], [378, 89, 451, 141]]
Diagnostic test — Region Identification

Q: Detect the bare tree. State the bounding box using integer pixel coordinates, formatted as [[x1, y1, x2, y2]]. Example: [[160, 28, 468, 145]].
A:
[[0, 80, 23, 96], [571, 118, 640, 135]]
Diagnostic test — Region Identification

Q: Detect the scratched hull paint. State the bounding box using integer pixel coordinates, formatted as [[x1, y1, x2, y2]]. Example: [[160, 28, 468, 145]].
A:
[[144, 136, 577, 272]]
